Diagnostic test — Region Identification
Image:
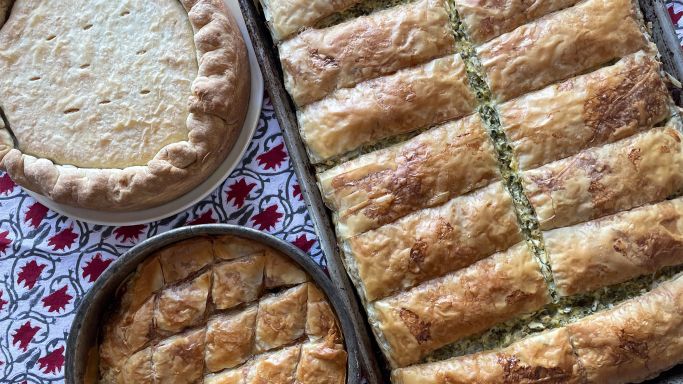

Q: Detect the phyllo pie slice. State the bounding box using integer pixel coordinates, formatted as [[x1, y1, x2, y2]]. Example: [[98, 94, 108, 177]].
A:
[[346, 182, 521, 301], [567, 274, 683, 384], [318, 114, 500, 238], [212, 254, 265, 310], [118, 347, 154, 384], [478, 0, 649, 101], [157, 237, 214, 283], [453, 0, 581, 44], [152, 329, 206, 384], [254, 284, 308, 353], [259, 0, 362, 41], [545, 197, 683, 297], [214, 235, 267, 261], [245, 345, 302, 384], [0, 0, 249, 210], [279, 0, 456, 106], [205, 306, 258, 373], [522, 125, 683, 231], [298, 54, 476, 163], [369, 243, 550, 368], [295, 338, 348, 384], [306, 284, 339, 341], [155, 270, 211, 334], [391, 327, 584, 384], [264, 249, 309, 288], [500, 51, 671, 170]]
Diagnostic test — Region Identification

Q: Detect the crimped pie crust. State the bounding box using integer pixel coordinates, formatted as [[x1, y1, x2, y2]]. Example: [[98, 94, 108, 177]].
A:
[[0, 0, 250, 210]]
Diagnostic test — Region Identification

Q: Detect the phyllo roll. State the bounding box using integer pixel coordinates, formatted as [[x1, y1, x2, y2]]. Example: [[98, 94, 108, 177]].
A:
[[280, 0, 456, 106], [299, 54, 476, 163], [478, 0, 648, 101], [454, 0, 581, 44], [318, 114, 499, 238], [567, 274, 683, 384], [369, 243, 550, 368], [501, 52, 670, 170], [346, 182, 521, 301], [260, 0, 362, 41], [522, 125, 683, 231], [391, 328, 584, 384], [545, 198, 683, 297]]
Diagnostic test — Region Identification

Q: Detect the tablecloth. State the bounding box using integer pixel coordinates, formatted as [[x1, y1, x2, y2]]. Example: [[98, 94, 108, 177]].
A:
[[2, 4, 683, 383]]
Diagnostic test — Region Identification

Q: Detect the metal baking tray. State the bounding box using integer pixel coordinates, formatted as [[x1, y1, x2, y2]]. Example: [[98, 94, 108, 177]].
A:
[[65, 225, 363, 384], [237, 0, 683, 382]]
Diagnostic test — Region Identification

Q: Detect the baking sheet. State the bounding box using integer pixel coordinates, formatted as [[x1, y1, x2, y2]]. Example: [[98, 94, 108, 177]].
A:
[[237, 0, 683, 382]]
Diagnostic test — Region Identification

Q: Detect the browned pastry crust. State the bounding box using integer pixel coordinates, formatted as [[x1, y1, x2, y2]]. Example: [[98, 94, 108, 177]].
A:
[[278, 0, 455, 107], [346, 182, 522, 301], [247, 344, 302, 383], [478, 0, 648, 101], [264, 248, 309, 288], [298, 54, 477, 163], [522, 125, 683, 231], [567, 274, 683, 383], [254, 284, 308, 353], [213, 235, 267, 261], [260, 0, 362, 41], [157, 237, 214, 283], [212, 255, 265, 310], [152, 329, 206, 384], [205, 306, 258, 372], [118, 347, 154, 384], [454, 0, 581, 44], [306, 284, 340, 341], [546, 197, 683, 296], [155, 271, 211, 334], [391, 328, 585, 384], [501, 51, 671, 170], [0, 0, 250, 210], [318, 114, 500, 238], [295, 337, 348, 384], [370, 243, 550, 368]]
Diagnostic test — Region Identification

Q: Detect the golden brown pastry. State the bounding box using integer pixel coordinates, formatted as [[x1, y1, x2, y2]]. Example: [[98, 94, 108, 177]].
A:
[[478, 0, 648, 101], [370, 243, 550, 368], [318, 114, 499, 238], [204, 369, 247, 384], [567, 274, 683, 383], [298, 54, 476, 163], [346, 182, 522, 301], [279, 0, 455, 106], [296, 338, 348, 384], [205, 306, 258, 373], [264, 249, 308, 288], [214, 235, 267, 261], [118, 347, 153, 384], [454, 0, 581, 43], [523, 125, 683, 231], [246, 345, 302, 384], [157, 237, 213, 283], [306, 284, 339, 340], [255, 284, 308, 353], [153, 329, 206, 384], [501, 51, 670, 170], [155, 271, 211, 334], [212, 255, 265, 310], [260, 0, 362, 41], [545, 197, 683, 296], [391, 328, 584, 384]]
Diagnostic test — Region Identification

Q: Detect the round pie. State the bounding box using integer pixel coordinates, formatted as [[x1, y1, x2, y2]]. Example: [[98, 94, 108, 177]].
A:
[[98, 235, 347, 383], [0, 0, 250, 210]]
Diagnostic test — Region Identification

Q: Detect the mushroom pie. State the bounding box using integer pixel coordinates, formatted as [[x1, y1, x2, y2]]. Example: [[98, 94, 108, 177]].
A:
[[0, 0, 250, 210], [98, 235, 347, 384], [263, 0, 683, 381]]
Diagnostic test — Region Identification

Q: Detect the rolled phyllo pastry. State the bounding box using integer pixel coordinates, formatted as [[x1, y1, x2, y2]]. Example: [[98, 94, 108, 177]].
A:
[[454, 0, 581, 44], [345, 182, 521, 301], [260, 0, 362, 41], [478, 0, 648, 101], [280, 0, 456, 106], [391, 327, 584, 384], [522, 125, 683, 231], [369, 243, 550, 368], [299, 54, 476, 163], [545, 197, 683, 296], [318, 114, 499, 238], [501, 51, 670, 170], [567, 274, 683, 384]]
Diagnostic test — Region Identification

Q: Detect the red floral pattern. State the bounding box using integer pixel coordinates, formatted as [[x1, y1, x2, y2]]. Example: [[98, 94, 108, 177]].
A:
[[0, 97, 323, 382]]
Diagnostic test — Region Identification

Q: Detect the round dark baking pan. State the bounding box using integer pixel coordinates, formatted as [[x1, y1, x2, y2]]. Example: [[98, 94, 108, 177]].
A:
[[64, 224, 362, 384]]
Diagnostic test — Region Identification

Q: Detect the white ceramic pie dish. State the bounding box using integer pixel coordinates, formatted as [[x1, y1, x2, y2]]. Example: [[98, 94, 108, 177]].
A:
[[24, 0, 264, 226]]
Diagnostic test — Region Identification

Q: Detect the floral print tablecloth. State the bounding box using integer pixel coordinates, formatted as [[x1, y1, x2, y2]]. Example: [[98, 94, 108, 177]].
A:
[[2, 4, 683, 383]]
